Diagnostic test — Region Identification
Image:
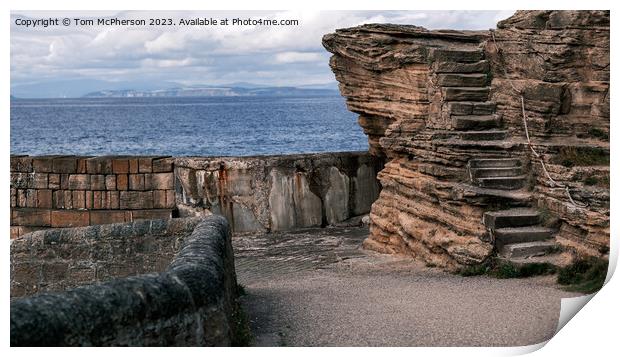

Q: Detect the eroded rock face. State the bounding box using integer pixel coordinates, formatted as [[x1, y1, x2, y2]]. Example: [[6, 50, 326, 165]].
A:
[[323, 11, 609, 269]]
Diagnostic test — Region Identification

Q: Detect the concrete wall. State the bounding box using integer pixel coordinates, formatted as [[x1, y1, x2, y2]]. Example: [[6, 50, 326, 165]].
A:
[[174, 152, 383, 232], [10, 152, 383, 237], [11, 215, 243, 346]]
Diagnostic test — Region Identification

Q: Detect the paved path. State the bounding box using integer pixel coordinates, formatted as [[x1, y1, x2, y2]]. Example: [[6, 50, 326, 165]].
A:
[[233, 227, 580, 347]]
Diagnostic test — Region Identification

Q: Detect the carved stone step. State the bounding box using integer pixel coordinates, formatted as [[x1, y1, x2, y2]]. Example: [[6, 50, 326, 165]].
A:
[[434, 60, 489, 73], [471, 166, 523, 178], [431, 49, 484, 63], [500, 241, 556, 259], [458, 130, 507, 141], [443, 87, 490, 101], [438, 73, 489, 87], [448, 101, 496, 116], [476, 176, 526, 190], [469, 158, 521, 168], [453, 183, 533, 204], [483, 208, 540, 229], [494, 226, 555, 245], [452, 115, 499, 130]]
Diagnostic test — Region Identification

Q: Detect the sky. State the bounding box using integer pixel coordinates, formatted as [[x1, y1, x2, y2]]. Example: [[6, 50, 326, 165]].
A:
[[10, 10, 515, 98]]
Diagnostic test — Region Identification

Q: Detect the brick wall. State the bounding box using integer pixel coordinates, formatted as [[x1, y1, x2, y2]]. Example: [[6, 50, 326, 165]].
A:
[[10, 155, 176, 238]]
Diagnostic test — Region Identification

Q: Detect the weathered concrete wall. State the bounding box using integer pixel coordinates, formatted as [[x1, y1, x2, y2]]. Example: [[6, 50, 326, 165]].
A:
[[10, 152, 383, 237], [11, 215, 242, 346], [174, 152, 383, 232], [10, 217, 202, 297], [323, 11, 609, 269]]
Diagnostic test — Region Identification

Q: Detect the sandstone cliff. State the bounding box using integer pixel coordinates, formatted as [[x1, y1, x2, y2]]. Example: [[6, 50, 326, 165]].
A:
[[323, 11, 609, 269]]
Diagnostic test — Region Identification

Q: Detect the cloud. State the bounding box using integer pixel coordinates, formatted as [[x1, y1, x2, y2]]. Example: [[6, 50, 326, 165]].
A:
[[10, 10, 515, 97], [274, 51, 324, 64]]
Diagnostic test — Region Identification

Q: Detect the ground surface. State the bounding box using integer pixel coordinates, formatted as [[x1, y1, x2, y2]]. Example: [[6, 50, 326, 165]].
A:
[[233, 227, 581, 347]]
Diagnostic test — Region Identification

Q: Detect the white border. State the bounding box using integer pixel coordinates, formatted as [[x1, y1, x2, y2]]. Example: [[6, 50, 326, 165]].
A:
[[4, 1, 617, 356]]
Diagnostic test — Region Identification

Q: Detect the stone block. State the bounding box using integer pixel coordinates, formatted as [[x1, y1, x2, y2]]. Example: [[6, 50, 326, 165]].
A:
[[60, 174, 70, 190], [104, 191, 120, 209], [129, 158, 139, 173], [93, 191, 103, 209], [86, 158, 112, 174], [11, 188, 17, 207], [51, 210, 89, 228], [144, 174, 153, 190], [437, 73, 488, 87], [52, 157, 77, 173], [10, 156, 33, 172], [72, 190, 86, 209], [153, 190, 167, 209], [68, 174, 90, 190], [442, 87, 489, 101], [48, 174, 60, 190], [434, 60, 489, 73], [11, 173, 33, 189], [112, 159, 130, 174], [32, 157, 54, 172], [13, 208, 52, 227], [17, 189, 27, 207], [138, 158, 153, 173], [85, 191, 93, 209], [120, 191, 153, 209], [90, 210, 127, 225], [152, 173, 174, 190], [152, 157, 174, 172], [105, 175, 116, 190], [90, 175, 106, 190], [25, 189, 37, 208], [129, 174, 145, 191], [76, 158, 89, 173], [165, 190, 176, 209], [130, 209, 172, 221], [63, 191, 73, 209], [431, 49, 483, 63], [32, 174, 48, 189], [117, 174, 128, 191], [37, 189, 53, 209], [10, 226, 21, 239], [53, 190, 65, 209]]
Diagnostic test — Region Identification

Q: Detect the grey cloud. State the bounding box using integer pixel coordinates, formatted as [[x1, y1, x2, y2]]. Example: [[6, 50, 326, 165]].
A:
[[11, 10, 515, 97]]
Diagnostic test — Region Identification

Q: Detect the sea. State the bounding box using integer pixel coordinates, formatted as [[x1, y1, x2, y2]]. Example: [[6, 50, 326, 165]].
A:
[[10, 96, 368, 157]]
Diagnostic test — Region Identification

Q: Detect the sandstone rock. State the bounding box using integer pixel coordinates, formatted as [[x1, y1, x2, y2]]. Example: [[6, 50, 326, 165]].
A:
[[323, 11, 609, 269]]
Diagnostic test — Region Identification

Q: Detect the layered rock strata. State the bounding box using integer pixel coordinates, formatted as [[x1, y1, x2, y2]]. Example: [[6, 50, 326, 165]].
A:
[[323, 11, 609, 269]]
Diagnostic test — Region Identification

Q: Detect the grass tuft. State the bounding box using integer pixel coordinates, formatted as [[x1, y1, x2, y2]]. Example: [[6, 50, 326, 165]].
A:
[[557, 256, 608, 294], [456, 258, 556, 279], [554, 147, 609, 168]]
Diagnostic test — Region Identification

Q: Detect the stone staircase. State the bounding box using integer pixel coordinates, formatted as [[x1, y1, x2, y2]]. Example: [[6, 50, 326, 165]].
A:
[[436, 48, 559, 263], [483, 209, 556, 260]]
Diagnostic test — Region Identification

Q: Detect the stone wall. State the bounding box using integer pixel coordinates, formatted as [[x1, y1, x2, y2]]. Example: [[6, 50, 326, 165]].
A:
[[10, 152, 382, 238], [10, 155, 176, 238], [323, 11, 609, 269], [10, 217, 202, 297], [11, 215, 243, 346]]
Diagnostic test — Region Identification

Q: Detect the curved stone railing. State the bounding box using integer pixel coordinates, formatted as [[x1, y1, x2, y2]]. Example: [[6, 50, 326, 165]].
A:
[[10, 215, 242, 346]]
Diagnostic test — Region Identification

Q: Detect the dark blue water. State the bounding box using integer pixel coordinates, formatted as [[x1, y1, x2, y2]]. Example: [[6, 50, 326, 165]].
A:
[[10, 96, 368, 156]]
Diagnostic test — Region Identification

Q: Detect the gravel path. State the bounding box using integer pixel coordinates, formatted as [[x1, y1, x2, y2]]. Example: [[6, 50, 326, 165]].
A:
[[233, 227, 580, 347]]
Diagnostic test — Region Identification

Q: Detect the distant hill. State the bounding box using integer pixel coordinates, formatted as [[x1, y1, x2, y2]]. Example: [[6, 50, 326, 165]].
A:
[[83, 86, 340, 98]]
